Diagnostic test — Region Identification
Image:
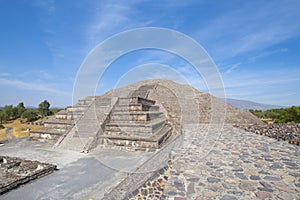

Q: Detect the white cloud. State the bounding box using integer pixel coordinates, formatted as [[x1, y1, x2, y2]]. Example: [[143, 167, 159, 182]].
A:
[[195, 1, 300, 61], [248, 48, 288, 62], [0, 78, 69, 96], [86, 0, 152, 47]]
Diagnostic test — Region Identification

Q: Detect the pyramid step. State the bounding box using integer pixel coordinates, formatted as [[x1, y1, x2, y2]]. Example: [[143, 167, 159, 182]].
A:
[[44, 123, 72, 131], [44, 118, 73, 125], [98, 125, 172, 149], [77, 98, 94, 106], [55, 111, 82, 120], [30, 129, 66, 135], [105, 118, 166, 135], [30, 129, 66, 140], [67, 105, 89, 112], [113, 104, 159, 112], [110, 111, 163, 122], [95, 98, 112, 106], [118, 97, 155, 106]]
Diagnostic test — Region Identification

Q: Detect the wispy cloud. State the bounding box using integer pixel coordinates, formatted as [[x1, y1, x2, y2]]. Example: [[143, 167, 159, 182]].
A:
[[221, 67, 300, 105], [223, 63, 241, 74], [248, 48, 288, 62], [0, 78, 69, 96], [196, 1, 300, 61], [86, 0, 152, 47]]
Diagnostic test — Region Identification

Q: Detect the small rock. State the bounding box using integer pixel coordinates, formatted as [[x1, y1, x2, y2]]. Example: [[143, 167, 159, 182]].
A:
[[239, 181, 256, 191], [255, 191, 272, 199], [250, 175, 261, 180], [258, 171, 270, 175], [203, 191, 218, 198], [225, 179, 237, 184], [276, 185, 295, 193], [235, 173, 247, 180], [228, 190, 243, 195], [269, 163, 283, 170], [259, 181, 272, 188], [207, 177, 221, 183], [232, 168, 243, 172], [263, 176, 280, 181], [220, 195, 237, 200], [206, 162, 213, 166], [174, 197, 186, 200], [257, 187, 273, 192], [168, 191, 176, 196]]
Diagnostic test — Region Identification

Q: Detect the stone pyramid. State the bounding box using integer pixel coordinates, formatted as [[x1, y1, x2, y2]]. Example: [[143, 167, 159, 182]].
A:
[[30, 79, 263, 152]]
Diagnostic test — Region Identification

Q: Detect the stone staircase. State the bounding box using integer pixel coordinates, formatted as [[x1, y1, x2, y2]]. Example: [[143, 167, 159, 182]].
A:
[[54, 98, 117, 152], [30, 96, 95, 140], [98, 95, 172, 151]]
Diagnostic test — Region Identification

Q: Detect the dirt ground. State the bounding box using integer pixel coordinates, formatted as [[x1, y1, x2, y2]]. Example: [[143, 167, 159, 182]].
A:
[[0, 118, 43, 141]]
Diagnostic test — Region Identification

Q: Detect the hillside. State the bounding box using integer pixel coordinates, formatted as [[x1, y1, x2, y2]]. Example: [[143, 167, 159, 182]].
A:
[[222, 98, 285, 111]]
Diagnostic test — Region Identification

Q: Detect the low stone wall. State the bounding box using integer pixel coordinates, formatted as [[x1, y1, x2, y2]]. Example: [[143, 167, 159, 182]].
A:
[[0, 156, 57, 195], [128, 160, 172, 199], [104, 132, 182, 199], [234, 124, 300, 145]]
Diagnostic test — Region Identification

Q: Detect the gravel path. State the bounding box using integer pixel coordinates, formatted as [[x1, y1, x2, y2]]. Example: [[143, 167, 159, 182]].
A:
[[162, 124, 300, 200]]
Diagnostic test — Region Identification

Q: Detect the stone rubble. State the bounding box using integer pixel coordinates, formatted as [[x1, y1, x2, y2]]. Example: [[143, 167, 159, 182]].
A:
[[234, 124, 300, 145], [0, 156, 57, 195]]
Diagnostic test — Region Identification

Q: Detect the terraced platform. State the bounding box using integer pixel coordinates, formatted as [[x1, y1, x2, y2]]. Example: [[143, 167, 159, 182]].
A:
[[32, 83, 173, 152]]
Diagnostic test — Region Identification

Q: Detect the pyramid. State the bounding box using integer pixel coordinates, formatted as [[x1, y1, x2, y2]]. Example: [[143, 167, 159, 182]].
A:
[[30, 79, 263, 152]]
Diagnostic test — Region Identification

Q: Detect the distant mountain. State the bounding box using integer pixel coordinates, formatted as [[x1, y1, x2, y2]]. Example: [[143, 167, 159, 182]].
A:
[[221, 98, 286, 111]]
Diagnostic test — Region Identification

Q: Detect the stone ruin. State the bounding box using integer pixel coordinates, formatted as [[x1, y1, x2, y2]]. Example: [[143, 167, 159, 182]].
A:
[[30, 79, 263, 152], [0, 156, 57, 195]]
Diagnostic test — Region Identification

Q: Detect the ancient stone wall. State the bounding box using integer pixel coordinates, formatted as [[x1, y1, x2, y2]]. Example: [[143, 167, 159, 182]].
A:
[[0, 156, 57, 195]]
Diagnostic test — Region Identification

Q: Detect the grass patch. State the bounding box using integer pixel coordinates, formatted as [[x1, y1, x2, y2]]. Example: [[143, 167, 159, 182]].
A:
[[0, 118, 43, 141]]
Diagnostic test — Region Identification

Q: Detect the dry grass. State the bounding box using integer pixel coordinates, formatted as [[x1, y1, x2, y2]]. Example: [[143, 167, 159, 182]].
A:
[[0, 118, 43, 141]]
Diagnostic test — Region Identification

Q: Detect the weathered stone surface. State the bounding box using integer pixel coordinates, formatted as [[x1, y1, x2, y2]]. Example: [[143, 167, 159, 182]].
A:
[[159, 125, 300, 200], [255, 191, 272, 199], [220, 195, 237, 200], [250, 175, 261, 180], [0, 156, 57, 195], [207, 177, 221, 183]]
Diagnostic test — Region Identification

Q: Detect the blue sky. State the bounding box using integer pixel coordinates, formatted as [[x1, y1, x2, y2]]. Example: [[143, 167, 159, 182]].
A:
[[0, 0, 299, 107]]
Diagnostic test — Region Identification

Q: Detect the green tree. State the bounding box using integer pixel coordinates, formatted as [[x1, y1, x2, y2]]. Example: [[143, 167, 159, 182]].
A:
[[22, 109, 37, 122], [38, 100, 50, 117], [17, 102, 26, 118], [251, 106, 300, 123], [2, 105, 15, 119], [0, 110, 8, 123]]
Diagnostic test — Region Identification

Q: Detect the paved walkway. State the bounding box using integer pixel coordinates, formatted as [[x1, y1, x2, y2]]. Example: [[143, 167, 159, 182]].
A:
[[1, 125, 299, 199], [0, 139, 153, 199], [163, 124, 300, 200]]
